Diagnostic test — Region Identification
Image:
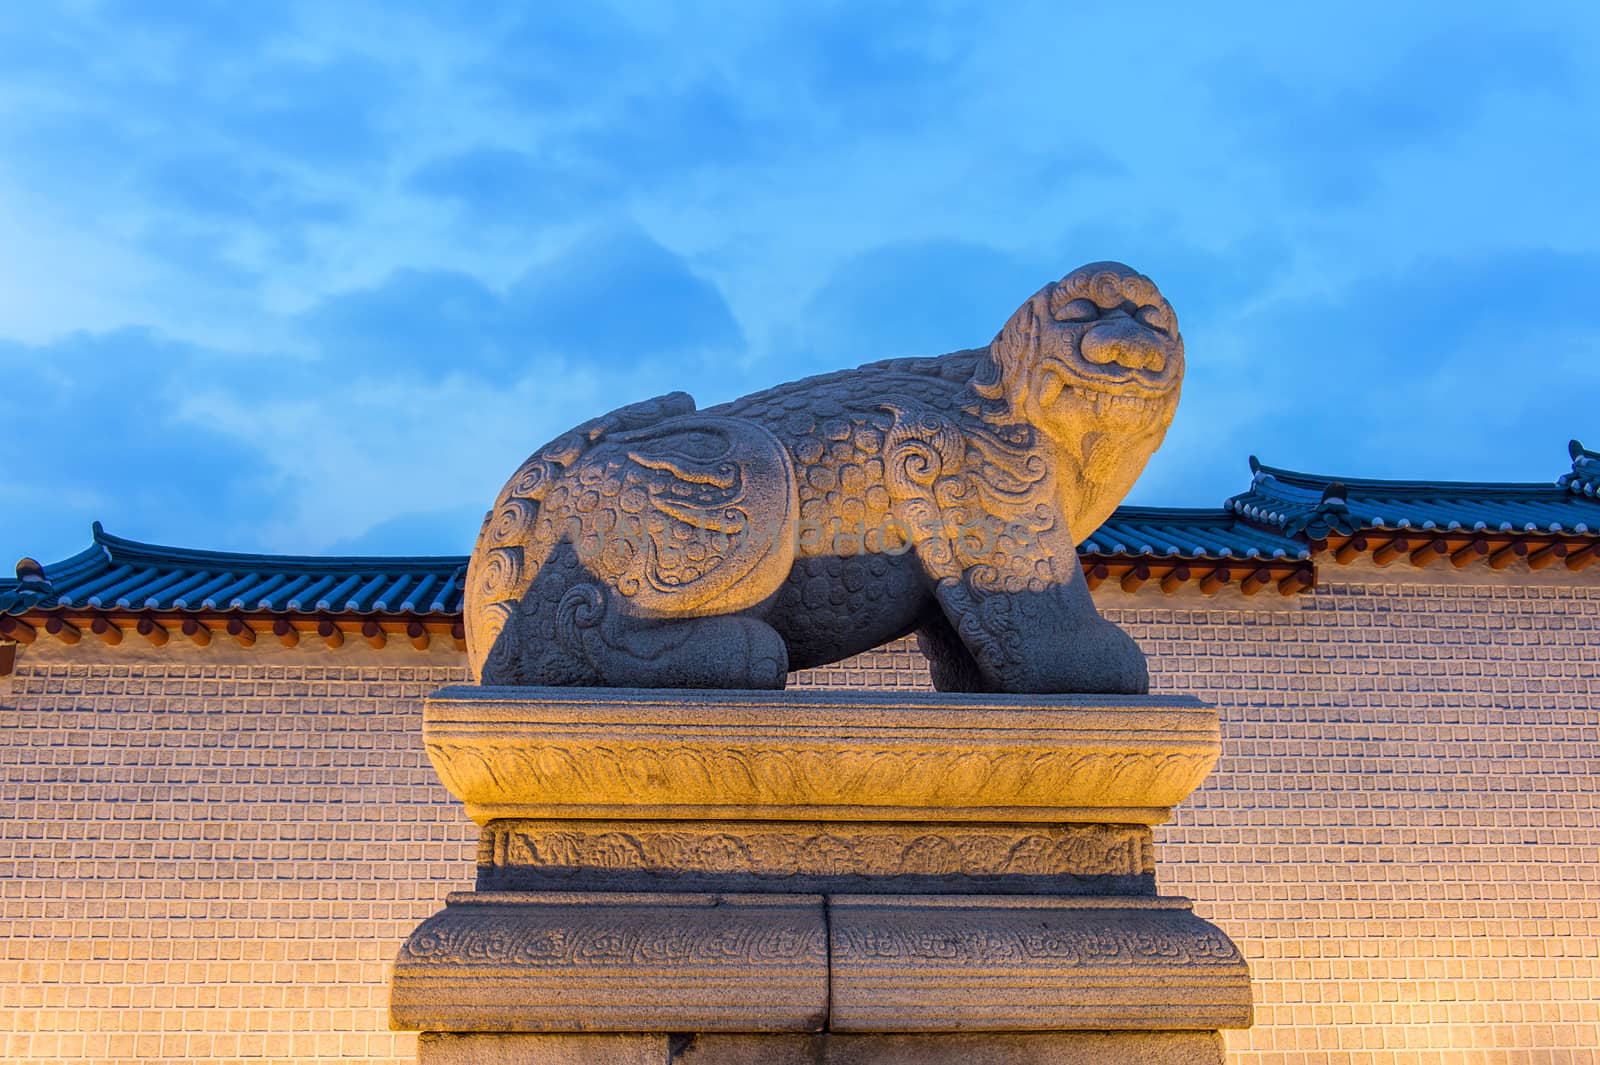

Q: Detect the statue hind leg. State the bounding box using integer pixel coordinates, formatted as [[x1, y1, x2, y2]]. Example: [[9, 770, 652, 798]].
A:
[[916, 612, 991, 692], [481, 543, 789, 689], [576, 606, 790, 689]]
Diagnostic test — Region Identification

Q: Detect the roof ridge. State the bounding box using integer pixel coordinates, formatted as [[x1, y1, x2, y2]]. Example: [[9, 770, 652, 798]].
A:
[[1247, 458, 1569, 496], [1095, 505, 1238, 521], [91, 523, 469, 572]]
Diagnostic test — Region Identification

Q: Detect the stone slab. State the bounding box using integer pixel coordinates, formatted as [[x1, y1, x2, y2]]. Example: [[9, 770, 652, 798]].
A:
[[425, 686, 1219, 824], [476, 818, 1154, 895], [417, 1031, 1226, 1065], [393, 890, 1248, 1036], [390, 892, 827, 1033], [828, 894, 1252, 1032]]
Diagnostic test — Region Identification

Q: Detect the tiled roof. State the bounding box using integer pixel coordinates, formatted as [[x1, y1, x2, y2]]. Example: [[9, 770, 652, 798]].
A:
[[0, 523, 466, 618], [1081, 508, 1310, 562], [1227, 456, 1600, 538]]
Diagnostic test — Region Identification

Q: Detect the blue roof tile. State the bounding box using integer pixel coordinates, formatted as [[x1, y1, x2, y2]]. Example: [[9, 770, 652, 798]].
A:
[[0, 523, 468, 618], [1081, 508, 1310, 561]]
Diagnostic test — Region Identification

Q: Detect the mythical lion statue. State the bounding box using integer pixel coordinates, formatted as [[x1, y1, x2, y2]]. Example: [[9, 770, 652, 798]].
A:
[[466, 261, 1184, 693]]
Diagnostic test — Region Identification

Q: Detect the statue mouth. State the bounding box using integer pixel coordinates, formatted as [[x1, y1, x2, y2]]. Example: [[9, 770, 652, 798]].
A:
[[1054, 382, 1167, 421], [1035, 314, 1180, 404], [1039, 358, 1176, 414]]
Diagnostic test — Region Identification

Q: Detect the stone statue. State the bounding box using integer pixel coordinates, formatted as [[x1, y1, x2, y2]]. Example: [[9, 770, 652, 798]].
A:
[[467, 261, 1183, 693]]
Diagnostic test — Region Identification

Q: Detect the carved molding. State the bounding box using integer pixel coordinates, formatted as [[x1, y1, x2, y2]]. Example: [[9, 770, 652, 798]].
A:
[[479, 820, 1154, 889], [425, 686, 1220, 824], [829, 895, 1252, 1032], [391, 890, 1250, 1034], [391, 892, 828, 1033]]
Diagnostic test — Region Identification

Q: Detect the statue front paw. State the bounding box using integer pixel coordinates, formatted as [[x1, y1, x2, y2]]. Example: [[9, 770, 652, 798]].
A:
[[1068, 618, 1150, 695]]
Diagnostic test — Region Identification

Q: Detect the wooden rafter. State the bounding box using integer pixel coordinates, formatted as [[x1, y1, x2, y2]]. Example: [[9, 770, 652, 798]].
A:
[[1489, 541, 1527, 570], [91, 616, 123, 646], [45, 617, 80, 644], [1371, 536, 1411, 567], [1278, 567, 1316, 596], [1119, 564, 1151, 593], [1450, 537, 1488, 568], [1334, 536, 1369, 564], [0, 617, 37, 645], [1409, 538, 1450, 567], [1198, 565, 1232, 596], [1528, 542, 1568, 570], [273, 618, 300, 648], [226, 618, 256, 647], [137, 617, 169, 647], [406, 620, 430, 651], [1239, 567, 1273, 596], [318, 618, 345, 649]]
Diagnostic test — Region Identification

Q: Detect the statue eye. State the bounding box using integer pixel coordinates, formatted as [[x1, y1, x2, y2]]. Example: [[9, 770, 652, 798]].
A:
[[1135, 305, 1170, 334], [1054, 297, 1099, 323]]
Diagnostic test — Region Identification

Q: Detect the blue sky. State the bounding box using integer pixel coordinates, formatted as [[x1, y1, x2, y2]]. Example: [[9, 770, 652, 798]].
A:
[[2, 2, 1597, 564]]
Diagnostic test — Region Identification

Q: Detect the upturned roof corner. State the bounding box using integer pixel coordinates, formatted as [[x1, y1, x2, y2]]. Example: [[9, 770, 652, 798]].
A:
[[1562, 438, 1599, 498]]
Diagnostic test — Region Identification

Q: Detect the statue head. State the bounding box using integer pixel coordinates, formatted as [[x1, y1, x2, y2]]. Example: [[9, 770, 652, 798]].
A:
[[977, 261, 1185, 534]]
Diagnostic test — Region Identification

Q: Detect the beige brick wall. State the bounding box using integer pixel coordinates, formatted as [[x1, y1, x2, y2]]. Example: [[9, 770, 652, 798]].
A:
[[0, 659, 477, 1065], [1125, 577, 1600, 1064], [1, 564, 1596, 1063]]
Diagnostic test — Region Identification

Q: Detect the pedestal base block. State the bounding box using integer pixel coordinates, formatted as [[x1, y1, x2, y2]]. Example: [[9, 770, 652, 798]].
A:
[[395, 687, 1253, 1061], [391, 893, 827, 1033], [829, 895, 1251, 1032], [416, 1031, 1226, 1065], [393, 891, 1249, 1036]]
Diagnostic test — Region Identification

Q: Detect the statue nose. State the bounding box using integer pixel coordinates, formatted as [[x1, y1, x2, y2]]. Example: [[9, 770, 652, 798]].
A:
[[1081, 320, 1167, 373]]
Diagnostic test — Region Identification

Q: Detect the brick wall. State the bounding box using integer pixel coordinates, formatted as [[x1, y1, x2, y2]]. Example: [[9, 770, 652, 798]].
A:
[[0, 657, 477, 1064], [1136, 578, 1600, 1064], [2, 565, 1597, 1063]]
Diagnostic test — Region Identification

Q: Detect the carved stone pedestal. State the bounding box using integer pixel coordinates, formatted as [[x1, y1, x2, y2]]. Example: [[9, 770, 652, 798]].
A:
[[391, 687, 1251, 1063]]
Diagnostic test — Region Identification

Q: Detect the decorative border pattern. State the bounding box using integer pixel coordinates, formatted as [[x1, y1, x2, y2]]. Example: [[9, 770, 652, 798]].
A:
[[479, 820, 1153, 884], [391, 893, 829, 1033]]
